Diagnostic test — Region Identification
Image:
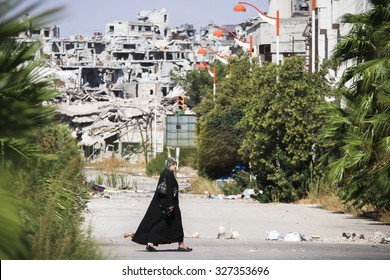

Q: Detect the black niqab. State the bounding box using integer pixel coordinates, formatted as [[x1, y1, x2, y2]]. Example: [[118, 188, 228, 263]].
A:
[[132, 168, 184, 245]]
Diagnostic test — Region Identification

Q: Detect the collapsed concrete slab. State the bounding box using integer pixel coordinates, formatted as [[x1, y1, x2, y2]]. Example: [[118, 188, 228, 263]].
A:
[[18, 9, 252, 162]]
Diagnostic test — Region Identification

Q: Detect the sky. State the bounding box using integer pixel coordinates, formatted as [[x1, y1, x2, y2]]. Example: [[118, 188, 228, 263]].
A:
[[21, 0, 269, 38]]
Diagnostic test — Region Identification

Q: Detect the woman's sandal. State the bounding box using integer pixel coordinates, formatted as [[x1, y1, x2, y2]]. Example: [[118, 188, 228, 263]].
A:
[[146, 244, 157, 252], [178, 247, 192, 252]]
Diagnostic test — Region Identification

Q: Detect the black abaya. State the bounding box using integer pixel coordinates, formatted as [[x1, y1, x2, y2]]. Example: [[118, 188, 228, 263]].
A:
[[132, 168, 184, 245]]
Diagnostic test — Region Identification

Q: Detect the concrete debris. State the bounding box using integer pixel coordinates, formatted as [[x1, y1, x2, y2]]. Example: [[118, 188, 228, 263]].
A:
[[311, 235, 321, 240], [18, 9, 243, 161], [216, 224, 239, 240], [227, 231, 240, 239], [342, 232, 354, 239], [374, 231, 386, 239], [312, 231, 390, 244], [191, 232, 200, 239], [123, 232, 135, 238], [373, 231, 390, 244], [217, 226, 226, 239], [342, 232, 367, 239], [266, 230, 390, 243]]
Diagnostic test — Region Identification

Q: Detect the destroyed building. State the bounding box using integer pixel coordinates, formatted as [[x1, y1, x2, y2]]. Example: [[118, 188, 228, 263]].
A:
[[18, 9, 236, 163], [18, 1, 359, 163]]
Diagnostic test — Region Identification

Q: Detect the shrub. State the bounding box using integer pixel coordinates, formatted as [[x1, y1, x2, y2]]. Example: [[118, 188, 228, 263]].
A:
[[146, 151, 168, 176]]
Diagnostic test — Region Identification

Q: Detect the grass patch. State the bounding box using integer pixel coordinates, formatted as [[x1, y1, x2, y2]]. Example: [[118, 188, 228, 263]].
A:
[[378, 210, 390, 223], [299, 192, 346, 212], [299, 179, 390, 223], [86, 156, 142, 174], [184, 177, 222, 195]]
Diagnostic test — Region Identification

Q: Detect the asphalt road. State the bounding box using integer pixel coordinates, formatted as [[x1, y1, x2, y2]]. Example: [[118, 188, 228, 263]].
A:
[[85, 190, 390, 260]]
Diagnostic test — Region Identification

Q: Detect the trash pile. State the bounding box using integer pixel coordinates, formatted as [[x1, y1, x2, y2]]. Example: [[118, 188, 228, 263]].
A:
[[341, 231, 390, 244], [207, 188, 258, 200], [264, 230, 390, 244], [266, 230, 309, 242]]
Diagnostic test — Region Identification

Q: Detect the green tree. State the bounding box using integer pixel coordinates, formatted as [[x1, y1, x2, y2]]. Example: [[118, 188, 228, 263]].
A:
[[0, 0, 62, 138], [171, 60, 229, 108], [195, 57, 252, 178], [28, 125, 101, 259], [322, 0, 390, 210], [238, 57, 331, 202], [0, 0, 62, 260], [0, 0, 102, 259]]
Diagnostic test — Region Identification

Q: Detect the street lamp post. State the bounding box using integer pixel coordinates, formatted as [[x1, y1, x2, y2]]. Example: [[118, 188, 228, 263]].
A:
[[213, 27, 253, 58], [311, 0, 317, 72], [197, 46, 230, 65], [153, 61, 161, 158], [234, 1, 280, 65], [197, 61, 217, 100]]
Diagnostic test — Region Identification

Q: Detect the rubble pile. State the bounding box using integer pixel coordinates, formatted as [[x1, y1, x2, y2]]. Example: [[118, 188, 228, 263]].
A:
[[18, 8, 254, 161]]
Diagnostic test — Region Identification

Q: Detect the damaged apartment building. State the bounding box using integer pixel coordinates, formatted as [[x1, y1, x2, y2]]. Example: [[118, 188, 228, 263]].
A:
[[20, 0, 352, 162], [18, 9, 220, 162]]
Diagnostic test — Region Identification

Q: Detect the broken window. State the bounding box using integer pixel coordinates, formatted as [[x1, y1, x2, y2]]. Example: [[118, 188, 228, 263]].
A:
[[149, 51, 164, 60], [113, 52, 129, 60], [51, 43, 60, 52], [294, 0, 309, 11], [94, 43, 105, 54], [123, 44, 136, 50], [76, 42, 84, 49], [109, 25, 115, 33], [162, 86, 167, 97], [31, 29, 40, 39], [164, 52, 173, 60], [133, 53, 145, 60], [260, 44, 272, 62], [65, 43, 75, 50]]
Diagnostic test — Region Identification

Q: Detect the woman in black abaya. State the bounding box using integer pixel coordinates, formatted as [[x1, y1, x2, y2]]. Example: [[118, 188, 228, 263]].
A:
[[132, 157, 192, 252]]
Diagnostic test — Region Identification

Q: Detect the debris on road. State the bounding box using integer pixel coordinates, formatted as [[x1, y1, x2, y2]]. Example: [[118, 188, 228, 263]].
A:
[[123, 232, 135, 238], [217, 226, 226, 239], [227, 231, 240, 239], [207, 189, 259, 200], [266, 230, 309, 241], [191, 232, 200, 239]]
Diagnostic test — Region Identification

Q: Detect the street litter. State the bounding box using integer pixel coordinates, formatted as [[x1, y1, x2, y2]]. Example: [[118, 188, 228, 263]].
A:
[[191, 232, 200, 238], [123, 232, 134, 238], [374, 231, 390, 244], [207, 189, 258, 200], [92, 183, 105, 192], [227, 231, 240, 239], [265, 230, 280, 240], [242, 189, 255, 199], [339, 231, 390, 244], [266, 230, 309, 241], [217, 226, 226, 239]]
